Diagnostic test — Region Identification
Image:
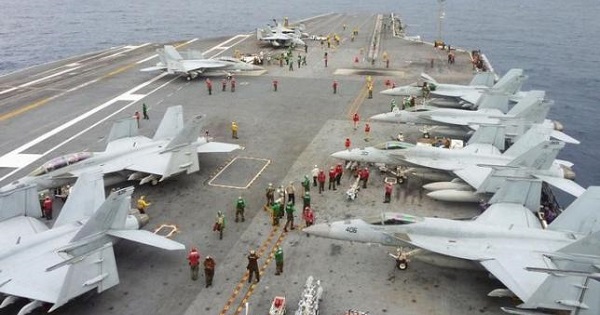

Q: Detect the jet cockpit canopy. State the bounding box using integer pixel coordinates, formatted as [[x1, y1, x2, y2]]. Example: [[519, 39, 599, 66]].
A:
[[373, 141, 415, 151], [29, 152, 93, 176], [364, 213, 423, 225]]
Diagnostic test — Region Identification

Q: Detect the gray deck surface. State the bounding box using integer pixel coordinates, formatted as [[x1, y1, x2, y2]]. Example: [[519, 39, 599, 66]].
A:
[[0, 13, 508, 315]]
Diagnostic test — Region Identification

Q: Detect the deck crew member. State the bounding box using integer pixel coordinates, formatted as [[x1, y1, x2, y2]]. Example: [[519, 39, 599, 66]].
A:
[[136, 196, 151, 214], [247, 250, 260, 283], [204, 256, 216, 287], [187, 248, 200, 281]]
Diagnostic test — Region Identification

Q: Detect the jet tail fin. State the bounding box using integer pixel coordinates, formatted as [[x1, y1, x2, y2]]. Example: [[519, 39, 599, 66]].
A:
[[487, 178, 542, 213], [475, 91, 509, 112], [504, 124, 553, 158], [466, 125, 506, 151], [506, 91, 547, 123], [163, 113, 205, 151], [0, 183, 41, 220], [507, 140, 564, 169], [162, 45, 184, 72], [469, 72, 495, 87], [548, 186, 600, 234], [70, 186, 134, 242], [490, 68, 526, 95], [106, 117, 138, 144], [153, 105, 185, 140], [54, 172, 105, 227], [520, 230, 600, 314]]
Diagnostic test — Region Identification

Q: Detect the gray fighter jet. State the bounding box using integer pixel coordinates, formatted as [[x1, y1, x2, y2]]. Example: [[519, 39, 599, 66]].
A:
[[331, 125, 582, 202], [371, 91, 575, 144], [140, 45, 263, 80], [256, 25, 306, 48], [1, 105, 242, 192], [0, 173, 184, 314], [381, 69, 527, 107], [304, 179, 600, 315]]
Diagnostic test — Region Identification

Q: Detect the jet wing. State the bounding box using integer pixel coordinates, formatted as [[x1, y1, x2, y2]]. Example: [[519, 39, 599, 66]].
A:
[[460, 91, 484, 105], [453, 165, 492, 189], [181, 60, 228, 72], [107, 230, 185, 250], [480, 253, 550, 302], [0, 241, 119, 308], [427, 115, 501, 126], [140, 65, 167, 72], [197, 141, 244, 153], [0, 216, 49, 247]]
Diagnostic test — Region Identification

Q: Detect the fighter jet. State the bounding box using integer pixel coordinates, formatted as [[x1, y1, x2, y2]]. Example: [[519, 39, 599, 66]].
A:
[[140, 45, 263, 80], [1, 105, 242, 192], [256, 25, 306, 48], [381, 69, 527, 107], [371, 91, 575, 144], [0, 173, 184, 314], [331, 125, 582, 202], [304, 179, 600, 315]]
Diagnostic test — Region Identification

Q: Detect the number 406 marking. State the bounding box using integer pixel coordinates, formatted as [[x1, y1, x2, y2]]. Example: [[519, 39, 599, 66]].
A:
[[345, 227, 357, 233]]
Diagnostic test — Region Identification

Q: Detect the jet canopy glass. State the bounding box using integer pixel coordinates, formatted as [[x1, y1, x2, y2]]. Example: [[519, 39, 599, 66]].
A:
[[373, 141, 415, 151], [29, 152, 93, 176], [365, 213, 423, 225]]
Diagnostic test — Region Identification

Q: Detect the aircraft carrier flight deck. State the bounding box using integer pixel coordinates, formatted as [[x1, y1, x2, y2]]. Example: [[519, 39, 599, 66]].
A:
[[0, 13, 510, 315]]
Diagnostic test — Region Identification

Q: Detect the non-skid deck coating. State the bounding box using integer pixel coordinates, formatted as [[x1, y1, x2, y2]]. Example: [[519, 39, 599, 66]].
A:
[[0, 13, 508, 315]]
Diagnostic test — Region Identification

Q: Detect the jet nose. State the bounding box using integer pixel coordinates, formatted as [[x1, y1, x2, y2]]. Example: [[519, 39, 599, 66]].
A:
[[331, 148, 363, 161], [370, 112, 396, 123], [303, 222, 331, 238], [380, 88, 398, 96]]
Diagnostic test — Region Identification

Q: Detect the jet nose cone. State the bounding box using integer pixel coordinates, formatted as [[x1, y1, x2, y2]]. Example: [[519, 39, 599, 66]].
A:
[[303, 223, 331, 238], [331, 148, 363, 161], [370, 112, 396, 123], [380, 88, 398, 96]]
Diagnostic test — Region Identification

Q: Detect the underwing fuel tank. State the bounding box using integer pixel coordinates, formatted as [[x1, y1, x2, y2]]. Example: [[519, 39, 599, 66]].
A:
[[427, 189, 481, 203], [422, 181, 472, 191]]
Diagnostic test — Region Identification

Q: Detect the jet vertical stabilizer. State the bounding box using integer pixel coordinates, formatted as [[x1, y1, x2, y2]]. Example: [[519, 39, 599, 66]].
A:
[[548, 187, 600, 235], [468, 71, 495, 87], [521, 230, 600, 314], [487, 178, 542, 213], [474, 91, 509, 113], [507, 140, 564, 169], [503, 124, 553, 158], [54, 172, 105, 227], [0, 183, 40, 220], [162, 45, 185, 72], [505, 91, 546, 121], [106, 117, 138, 143], [466, 125, 506, 151], [153, 105, 185, 140], [70, 186, 134, 242], [490, 68, 526, 95]]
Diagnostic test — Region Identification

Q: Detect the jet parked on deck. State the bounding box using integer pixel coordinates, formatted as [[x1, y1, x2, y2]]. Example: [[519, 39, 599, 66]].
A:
[[304, 180, 600, 315], [0, 173, 184, 314], [140, 45, 263, 80], [1, 106, 243, 192]]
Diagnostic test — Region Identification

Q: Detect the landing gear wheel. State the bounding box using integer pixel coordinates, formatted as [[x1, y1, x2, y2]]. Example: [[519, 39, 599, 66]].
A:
[[151, 179, 158, 186], [396, 259, 408, 270], [397, 177, 405, 184], [186, 76, 191, 81]]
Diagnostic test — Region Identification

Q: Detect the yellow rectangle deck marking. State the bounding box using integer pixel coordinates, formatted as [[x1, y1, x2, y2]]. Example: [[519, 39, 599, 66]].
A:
[[208, 156, 270, 189]]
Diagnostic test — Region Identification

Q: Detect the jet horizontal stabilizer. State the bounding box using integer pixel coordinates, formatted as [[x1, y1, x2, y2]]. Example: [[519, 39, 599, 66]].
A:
[[107, 230, 185, 250]]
